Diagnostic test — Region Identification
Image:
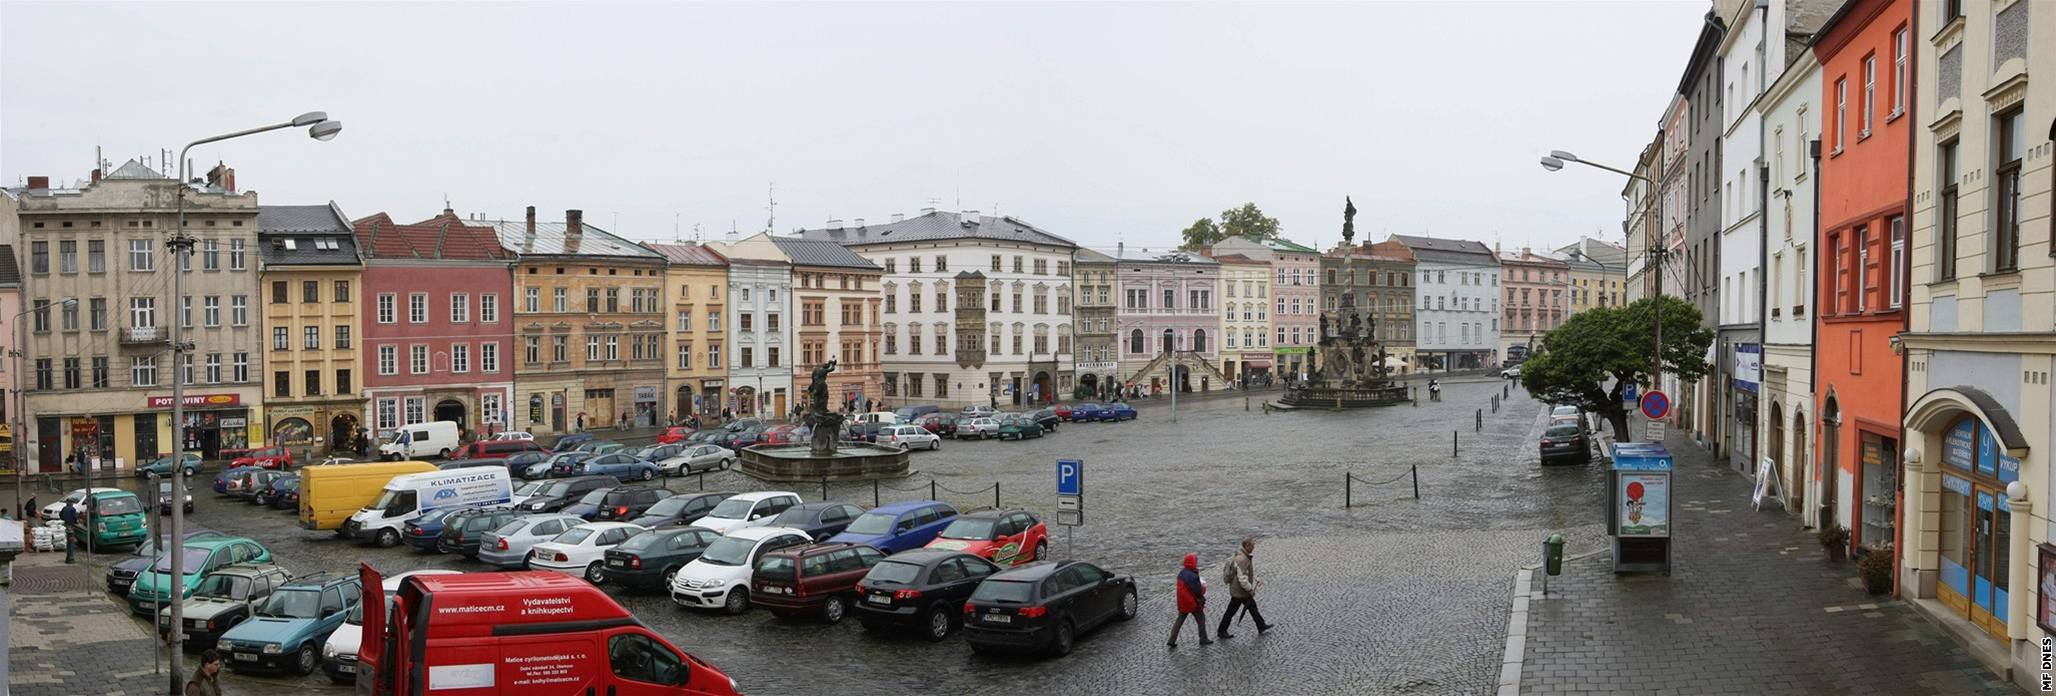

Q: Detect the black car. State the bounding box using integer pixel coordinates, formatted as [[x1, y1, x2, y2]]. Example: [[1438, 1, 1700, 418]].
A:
[[628, 492, 735, 529], [503, 450, 550, 472], [590, 486, 676, 522], [1028, 408, 1062, 433], [767, 502, 865, 541], [961, 560, 1137, 657], [515, 475, 618, 513], [439, 457, 509, 471], [854, 549, 1002, 641], [435, 507, 524, 557], [844, 422, 886, 443], [601, 526, 719, 590], [1539, 422, 1590, 464]]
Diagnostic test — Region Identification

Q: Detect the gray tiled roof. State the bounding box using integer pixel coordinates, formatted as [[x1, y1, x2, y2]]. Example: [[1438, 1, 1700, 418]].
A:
[[0, 244, 20, 287], [471, 217, 661, 260], [1072, 248, 1118, 264], [793, 210, 1075, 249], [1116, 248, 1217, 265], [260, 204, 361, 266], [260, 205, 351, 234], [771, 237, 881, 270], [1389, 234, 1499, 266], [643, 242, 729, 267], [105, 159, 167, 180]]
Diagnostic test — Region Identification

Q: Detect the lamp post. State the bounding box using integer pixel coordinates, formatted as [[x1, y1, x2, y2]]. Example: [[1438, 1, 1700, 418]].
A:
[[1542, 148, 1663, 439], [166, 111, 340, 689], [12, 298, 76, 517]]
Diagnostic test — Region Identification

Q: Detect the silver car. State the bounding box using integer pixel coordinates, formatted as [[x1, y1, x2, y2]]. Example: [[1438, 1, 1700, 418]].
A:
[[654, 444, 736, 476], [476, 514, 582, 569], [955, 417, 1001, 440]]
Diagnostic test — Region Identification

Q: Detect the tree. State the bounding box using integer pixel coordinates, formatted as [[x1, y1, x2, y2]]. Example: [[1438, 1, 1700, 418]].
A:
[[1179, 203, 1282, 250], [1519, 296, 1713, 442]]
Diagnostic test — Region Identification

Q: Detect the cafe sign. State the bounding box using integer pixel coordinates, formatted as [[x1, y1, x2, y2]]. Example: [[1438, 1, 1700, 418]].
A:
[[148, 393, 242, 409]]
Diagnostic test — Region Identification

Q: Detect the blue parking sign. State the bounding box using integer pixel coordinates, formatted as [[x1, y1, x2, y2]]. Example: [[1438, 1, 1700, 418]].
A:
[[1622, 383, 1638, 402], [1057, 459, 1083, 496]]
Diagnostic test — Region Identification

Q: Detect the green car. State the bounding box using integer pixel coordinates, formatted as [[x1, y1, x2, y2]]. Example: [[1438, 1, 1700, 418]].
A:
[[70, 490, 150, 550], [218, 572, 363, 675], [997, 414, 1046, 441], [126, 536, 272, 616], [138, 452, 203, 478]]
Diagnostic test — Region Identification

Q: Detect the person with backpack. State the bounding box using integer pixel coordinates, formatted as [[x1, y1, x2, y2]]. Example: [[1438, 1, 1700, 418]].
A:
[[1168, 553, 1212, 648], [1217, 536, 1277, 639]]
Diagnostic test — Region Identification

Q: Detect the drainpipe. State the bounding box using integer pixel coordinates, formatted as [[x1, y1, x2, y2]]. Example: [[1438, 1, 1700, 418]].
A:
[[1808, 137, 1822, 530]]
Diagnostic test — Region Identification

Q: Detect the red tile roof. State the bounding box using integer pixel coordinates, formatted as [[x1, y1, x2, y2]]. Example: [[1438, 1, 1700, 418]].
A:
[[352, 211, 513, 261]]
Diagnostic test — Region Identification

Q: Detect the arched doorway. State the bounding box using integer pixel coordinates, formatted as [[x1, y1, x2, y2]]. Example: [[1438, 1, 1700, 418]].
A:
[[435, 399, 467, 429], [1906, 387, 2032, 641], [274, 417, 314, 447], [1079, 372, 1099, 398], [1162, 329, 1175, 354], [1791, 409, 1807, 526], [330, 413, 359, 454], [1033, 372, 1054, 404], [1192, 329, 1207, 353], [735, 387, 757, 416], [1173, 365, 1192, 393], [1768, 401, 1785, 507]]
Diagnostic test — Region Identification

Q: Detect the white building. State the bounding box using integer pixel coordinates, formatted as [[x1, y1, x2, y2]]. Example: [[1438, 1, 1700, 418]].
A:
[[795, 210, 1075, 409], [1758, 27, 1821, 526], [1389, 235, 1501, 370], [1716, 0, 1768, 473], [706, 233, 794, 419]]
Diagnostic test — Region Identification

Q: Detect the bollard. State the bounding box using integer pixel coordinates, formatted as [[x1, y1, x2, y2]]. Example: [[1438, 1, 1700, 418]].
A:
[[1345, 473, 1352, 508], [930, 480, 938, 501], [1411, 464, 1420, 499], [1452, 431, 1458, 458], [872, 478, 880, 507], [1503, 384, 1510, 399], [1245, 397, 1250, 412], [821, 476, 830, 502], [696, 472, 705, 492], [1476, 409, 1483, 431], [993, 482, 1000, 510]]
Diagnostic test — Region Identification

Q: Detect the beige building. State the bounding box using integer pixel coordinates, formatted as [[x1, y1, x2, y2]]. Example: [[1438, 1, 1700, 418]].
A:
[[645, 243, 730, 420], [773, 237, 884, 411], [1213, 253, 1272, 384], [258, 204, 363, 454], [16, 161, 266, 470], [1071, 248, 1119, 398]]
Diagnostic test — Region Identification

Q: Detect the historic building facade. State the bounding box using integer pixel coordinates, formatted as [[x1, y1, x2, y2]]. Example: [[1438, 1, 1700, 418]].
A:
[[644, 242, 729, 420], [1760, 35, 1822, 526], [1114, 247, 1222, 394], [707, 233, 794, 419], [258, 204, 363, 454], [1207, 236, 1320, 380], [773, 237, 884, 413], [1213, 253, 1272, 384], [1497, 248, 1571, 362], [1390, 235, 1500, 370], [1071, 248, 1119, 398], [1319, 241, 1416, 372], [352, 210, 514, 443]]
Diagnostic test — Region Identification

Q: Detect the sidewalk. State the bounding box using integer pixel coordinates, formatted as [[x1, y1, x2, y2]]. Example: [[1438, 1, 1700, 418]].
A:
[[1508, 425, 2017, 695], [5, 552, 167, 695]]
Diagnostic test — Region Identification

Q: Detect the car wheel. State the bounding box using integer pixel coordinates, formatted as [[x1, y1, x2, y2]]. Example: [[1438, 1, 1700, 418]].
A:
[[438, 448, 452, 459], [375, 528, 400, 548], [923, 603, 954, 642], [640, 468, 655, 482], [662, 566, 680, 587], [821, 594, 847, 624], [1048, 618, 1075, 657], [1033, 540, 1048, 562], [930, 439, 941, 451], [723, 587, 751, 615], [722, 457, 736, 471], [585, 562, 605, 584], [1118, 588, 1138, 620], [294, 643, 319, 675]]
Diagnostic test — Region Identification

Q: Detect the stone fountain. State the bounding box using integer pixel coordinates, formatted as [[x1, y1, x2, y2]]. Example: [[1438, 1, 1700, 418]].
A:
[[738, 358, 913, 481]]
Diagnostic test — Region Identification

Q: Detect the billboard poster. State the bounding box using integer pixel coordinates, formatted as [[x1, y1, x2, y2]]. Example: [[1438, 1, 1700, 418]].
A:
[[1617, 472, 1670, 538], [2039, 544, 2056, 636]]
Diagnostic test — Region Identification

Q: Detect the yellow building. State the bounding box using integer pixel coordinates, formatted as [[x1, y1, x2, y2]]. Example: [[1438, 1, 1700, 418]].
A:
[[258, 204, 364, 454], [645, 242, 730, 420], [1555, 237, 1628, 313]]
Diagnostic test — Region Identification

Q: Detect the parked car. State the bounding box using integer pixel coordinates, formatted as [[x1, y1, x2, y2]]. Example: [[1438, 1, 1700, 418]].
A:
[[449, 438, 549, 461], [766, 502, 866, 540], [500, 450, 550, 474], [156, 563, 294, 649], [684, 429, 723, 444], [71, 490, 150, 549], [107, 528, 224, 597], [1066, 404, 1102, 423], [653, 443, 737, 476], [634, 443, 684, 465], [319, 569, 459, 684], [252, 473, 294, 507], [844, 422, 888, 443], [401, 506, 476, 552], [669, 526, 813, 614], [137, 452, 203, 478], [629, 492, 736, 529], [827, 500, 959, 554], [41, 486, 123, 521], [960, 560, 1138, 657], [157, 480, 196, 515], [997, 414, 1045, 441], [213, 465, 262, 494], [560, 486, 620, 521], [690, 491, 802, 535], [753, 542, 887, 623], [433, 507, 525, 557], [218, 572, 364, 675], [1088, 402, 1138, 422], [490, 431, 535, 441], [656, 426, 696, 444], [760, 424, 803, 445], [438, 457, 508, 471], [955, 417, 1001, 440], [1051, 403, 1076, 420], [879, 424, 941, 451], [378, 421, 462, 461], [591, 486, 677, 522], [475, 513, 583, 569], [538, 451, 597, 478], [573, 452, 662, 481], [926, 509, 1050, 567], [1502, 365, 1524, 379], [1539, 422, 1590, 464], [238, 470, 288, 503], [551, 432, 595, 451], [602, 526, 719, 590], [126, 536, 274, 616], [961, 405, 998, 417], [854, 549, 1003, 640], [573, 440, 628, 455], [232, 446, 293, 470], [514, 475, 618, 513], [916, 412, 961, 438], [893, 405, 941, 422], [1028, 408, 1063, 433], [272, 475, 303, 511], [530, 521, 648, 582], [731, 426, 769, 447]]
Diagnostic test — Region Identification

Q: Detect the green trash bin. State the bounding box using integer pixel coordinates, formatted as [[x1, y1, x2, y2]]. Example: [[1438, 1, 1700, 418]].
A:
[[1544, 533, 1565, 576]]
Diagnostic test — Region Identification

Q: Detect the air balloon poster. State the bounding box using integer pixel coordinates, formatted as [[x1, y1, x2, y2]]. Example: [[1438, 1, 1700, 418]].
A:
[[1617, 472, 1670, 537]]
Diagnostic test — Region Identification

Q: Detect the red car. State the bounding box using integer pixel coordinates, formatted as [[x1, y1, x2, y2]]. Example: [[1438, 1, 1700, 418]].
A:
[[917, 413, 961, 438], [761, 424, 802, 445], [656, 426, 696, 444], [1051, 403, 1075, 419], [924, 509, 1048, 567], [232, 446, 292, 470]]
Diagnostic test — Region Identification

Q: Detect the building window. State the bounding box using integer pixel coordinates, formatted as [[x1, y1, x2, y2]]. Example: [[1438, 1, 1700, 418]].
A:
[[58, 240, 77, 273], [334, 280, 350, 303], [481, 393, 501, 426], [1833, 78, 1846, 151], [481, 342, 498, 372], [409, 293, 428, 323], [404, 397, 425, 425], [451, 292, 470, 323], [741, 347, 753, 367], [1828, 232, 1846, 313], [552, 336, 567, 362], [411, 344, 429, 374], [206, 353, 222, 384], [377, 398, 398, 430], [304, 326, 321, 349], [377, 294, 396, 324], [452, 343, 469, 373], [336, 368, 351, 394], [129, 239, 155, 271], [33, 358, 50, 390], [271, 281, 288, 304], [336, 325, 351, 349], [606, 335, 619, 361], [1993, 108, 2024, 273], [1860, 55, 1874, 137], [131, 356, 158, 387], [553, 287, 567, 313], [1891, 28, 1907, 116], [305, 369, 321, 396], [1888, 216, 1905, 308], [273, 371, 291, 398], [62, 358, 79, 390], [525, 337, 540, 365], [29, 241, 48, 274], [230, 295, 248, 326], [204, 296, 220, 327], [379, 345, 398, 375], [228, 239, 246, 270], [232, 353, 248, 382], [302, 280, 319, 303]]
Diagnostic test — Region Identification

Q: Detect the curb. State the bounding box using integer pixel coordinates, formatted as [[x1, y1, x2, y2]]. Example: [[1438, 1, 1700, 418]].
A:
[[1498, 548, 1607, 696]]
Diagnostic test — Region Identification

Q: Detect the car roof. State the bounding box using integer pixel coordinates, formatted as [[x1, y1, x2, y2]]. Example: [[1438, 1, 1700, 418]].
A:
[[184, 536, 253, 550], [954, 508, 1023, 521], [730, 491, 798, 502], [214, 563, 290, 576], [783, 501, 845, 511], [281, 572, 353, 589], [865, 500, 946, 515], [573, 521, 643, 531], [989, 560, 1066, 580], [877, 548, 964, 565], [766, 541, 860, 558], [726, 525, 806, 541]]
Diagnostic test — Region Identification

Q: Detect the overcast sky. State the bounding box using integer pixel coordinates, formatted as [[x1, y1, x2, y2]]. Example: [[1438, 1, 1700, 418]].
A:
[[4, 1, 1709, 255]]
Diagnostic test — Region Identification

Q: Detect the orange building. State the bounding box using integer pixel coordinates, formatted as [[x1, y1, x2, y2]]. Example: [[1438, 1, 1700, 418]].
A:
[[1811, 0, 1912, 562]]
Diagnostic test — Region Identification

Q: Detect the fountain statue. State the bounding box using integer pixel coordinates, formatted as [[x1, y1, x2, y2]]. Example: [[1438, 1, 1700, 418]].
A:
[[806, 359, 844, 457]]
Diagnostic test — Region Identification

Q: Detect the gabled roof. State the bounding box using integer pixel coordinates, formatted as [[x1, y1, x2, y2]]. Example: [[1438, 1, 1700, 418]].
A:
[[1254, 237, 1317, 253], [643, 242, 728, 267], [0, 244, 20, 287], [1072, 248, 1118, 264], [105, 159, 168, 180], [470, 216, 661, 260], [352, 211, 513, 262], [1388, 234, 1498, 266], [771, 237, 881, 270], [1210, 253, 1266, 265], [259, 204, 360, 266], [793, 210, 1075, 249]]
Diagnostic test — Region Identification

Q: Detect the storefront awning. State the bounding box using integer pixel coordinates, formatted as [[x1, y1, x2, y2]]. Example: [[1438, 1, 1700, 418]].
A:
[[1908, 385, 2030, 456], [1245, 360, 1273, 369]]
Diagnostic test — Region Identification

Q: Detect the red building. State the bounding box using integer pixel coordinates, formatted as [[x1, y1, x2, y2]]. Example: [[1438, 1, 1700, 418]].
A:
[[1812, 0, 1911, 562], [352, 210, 516, 442]]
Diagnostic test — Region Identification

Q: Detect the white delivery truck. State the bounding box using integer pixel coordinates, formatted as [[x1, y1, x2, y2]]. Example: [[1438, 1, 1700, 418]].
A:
[[342, 468, 513, 547], [378, 421, 461, 460]]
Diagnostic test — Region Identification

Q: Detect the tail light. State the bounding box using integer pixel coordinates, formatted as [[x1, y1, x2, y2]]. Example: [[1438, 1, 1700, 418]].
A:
[[1018, 606, 1048, 618], [614, 506, 628, 517], [554, 552, 569, 562], [628, 556, 643, 569], [411, 527, 427, 536], [495, 538, 509, 551], [963, 602, 976, 615], [893, 589, 922, 601]]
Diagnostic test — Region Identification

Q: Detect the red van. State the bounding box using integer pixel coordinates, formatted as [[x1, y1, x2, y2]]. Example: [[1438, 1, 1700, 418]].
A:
[[356, 564, 741, 696]]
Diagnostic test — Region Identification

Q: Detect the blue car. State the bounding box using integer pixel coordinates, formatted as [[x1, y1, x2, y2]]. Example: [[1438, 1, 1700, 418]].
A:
[[535, 452, 594, 479], [552, 432, 596, 451], [573, 452, 661, 481], [1091, 402, 1138, 422], [401, 506, 473, 552], [1067, 404, 1104, 423], [827, 500, 959, 554], [217, 573, 362, 676], [559, 486, 620, 521], [214, 465, 263, 494]]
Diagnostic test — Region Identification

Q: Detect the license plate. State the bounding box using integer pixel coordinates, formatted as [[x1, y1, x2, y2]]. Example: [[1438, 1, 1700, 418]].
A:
[[607, 559, 626, 567], [764, 585, 787, 595], [866, 594, 891, 605], [177, 632, 191, 641], [984, 614, 1012, 624], [234, 653, 258, 662]]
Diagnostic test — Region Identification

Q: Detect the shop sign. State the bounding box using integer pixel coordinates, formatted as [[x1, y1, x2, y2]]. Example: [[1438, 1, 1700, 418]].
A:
[[220, 417, 247, 430], [634, 386, 658, 402], [2000, 454, 2022, 484], [2037, 544, 2056, 636], [1616, 472, 1670, 538], [148, 393, 241, 409], [1732, 343, 1760, 393], [700, 380, 724, 389], [70, 418, 100, 440], [1943, 418, 1977, 472], [1941, 474, 1972, 496], [1976, 423, 1998, 478]]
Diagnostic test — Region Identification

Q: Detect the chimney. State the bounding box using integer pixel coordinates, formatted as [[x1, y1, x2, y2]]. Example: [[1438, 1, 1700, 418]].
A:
[[206, 163, 236, 193], [919, 206, 936, 215], [891, 212, 905, 223], [25, 176, 49, 191], [564, 209, 584, 236], [1117, 242, 1125, 260], [854, 218, 864, 228], [961, 210, 980, 227], [525, 206, 537, 236], [90, 168, 102, 184], [828, 218, 844, 230], [1520, 246, 1531, 258]]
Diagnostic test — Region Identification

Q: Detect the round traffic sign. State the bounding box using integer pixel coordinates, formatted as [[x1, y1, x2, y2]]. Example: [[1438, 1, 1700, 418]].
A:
[[1639, 390, 1671, 420]]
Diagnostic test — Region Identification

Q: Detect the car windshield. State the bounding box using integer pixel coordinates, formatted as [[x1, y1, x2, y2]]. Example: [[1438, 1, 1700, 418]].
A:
[[575, 489, 612, 505], [1545, 424, 1582, 438], [368, 489, 411, 512], [969, 579, 1035, 603], [152, 548, 214, 574], [704, 499, 755, 520], [1551, 406, 1578, 416], [939, 518, 997, 540], [643, 496, 694, 517], [514, 481, 546, 497], [866, 560, 924, 585], [616, 531, 673, 553], [346, 594, 392, 625], [697, 536, 755, 566], [256, 588, 324, 619], [537, 481, 573, 497], [95, 496, 142, 515], [844, 511, 896, 536], [193, 573, 253, 600], [637, 446, 670, 458], [551, 527, 595, 545], [770, 507, 818, 526]]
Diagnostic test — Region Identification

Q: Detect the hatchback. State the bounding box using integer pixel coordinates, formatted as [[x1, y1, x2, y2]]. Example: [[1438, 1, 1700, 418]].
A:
[[827, 500, 958, 554], [879, 424, 941, 451], [603, 526, 719, 590], [434, 507, 524, 557], [629, 492, 736, 529], [753, 542, 886, 623], [955, 417, 1001, 440], [218, 572, 363, 675], [1539, 422, 1590, 464], [657, 426, 697, 444], [961, 560, 1138, 657], [855, 549, 1002, 640], [591, 486, 677, 522], [766, 502, 866, 540]]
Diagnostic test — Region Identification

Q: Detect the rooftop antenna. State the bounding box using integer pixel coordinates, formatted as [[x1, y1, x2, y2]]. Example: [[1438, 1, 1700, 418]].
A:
[[674, 213, 681, 242], [765, 182, 777, 232], [692, 223, 702, 243]]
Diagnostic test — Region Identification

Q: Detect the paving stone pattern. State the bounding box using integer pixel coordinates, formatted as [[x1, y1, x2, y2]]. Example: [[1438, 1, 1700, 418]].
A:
[[4, 556, 174, 696], [1518, 425, 2020, 695]]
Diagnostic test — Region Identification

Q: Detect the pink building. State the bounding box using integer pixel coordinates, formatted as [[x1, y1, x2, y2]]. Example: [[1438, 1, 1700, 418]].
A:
[[1497, 247, 1571, 359], [1115, 247, 1224, 394], [0, 243, 18, 460], [1207, 236, 1320, 380], [352, 210, 516, 441]]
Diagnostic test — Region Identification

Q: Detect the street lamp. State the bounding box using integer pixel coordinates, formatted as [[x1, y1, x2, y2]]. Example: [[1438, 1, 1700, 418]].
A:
[[165, 111, 340, 688], [1536, 146, 1663, 438], [13, 298, 77, 517], [1538, 150, 1653, 183]]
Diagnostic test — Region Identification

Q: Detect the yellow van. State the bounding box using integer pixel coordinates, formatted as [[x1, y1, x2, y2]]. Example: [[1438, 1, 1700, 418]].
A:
[[298, 460, 437, 532]]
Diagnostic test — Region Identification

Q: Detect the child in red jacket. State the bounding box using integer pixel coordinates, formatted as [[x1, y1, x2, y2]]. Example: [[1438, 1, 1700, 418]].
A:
[[1169, 553, 1213, 648]]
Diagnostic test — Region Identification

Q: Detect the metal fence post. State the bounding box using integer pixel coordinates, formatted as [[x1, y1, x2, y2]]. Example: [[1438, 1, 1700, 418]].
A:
[[930, 480, 937, 501], [872, 478, 880, 507], [993, 482, 1000, 510], [1452, 431, 1458, 458], [1476, 409, 1483, 431], [1344, 473, 1352, 508], [821, 476, 829, 502], [1412, 464, 1420, 499]]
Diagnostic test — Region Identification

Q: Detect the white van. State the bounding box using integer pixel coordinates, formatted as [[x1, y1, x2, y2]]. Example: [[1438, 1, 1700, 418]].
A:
[[378, 421, 461, 460], [852, 412, 901, 426], [342, 468, 513, 547]]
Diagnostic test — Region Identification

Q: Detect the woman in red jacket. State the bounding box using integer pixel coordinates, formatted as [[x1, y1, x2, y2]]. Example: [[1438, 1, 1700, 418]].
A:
[[1169, 553, 1212, 648]]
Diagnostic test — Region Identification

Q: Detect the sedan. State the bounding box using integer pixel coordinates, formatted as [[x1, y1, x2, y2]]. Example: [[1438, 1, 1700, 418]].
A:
[[264, 474, 301, 510], [766, 502, 865, 541], [916, 413, 961, 438], [656, 426, 696, 444], [1539, 422, 1590, 465], [433, 507, 524, 557], [400, 506, 473, 552], [476, 513, 583, 569], [926, 509, 1049, 567], [1028, 408, 1062, 433], [602, 526, 718, 590], [653, 444, 736, 476], [574, 453, 662, 482], [560, 486, 620, 521], [855, 549, 1002, 641], [1089, 403, 1138, 422], [1065, 404, 1102, 424], [760, 424, 802, 445], [996, 415, 1044, 441], [628, 492, 735, 529], [137, 453, 203, 478], [962, 560, 1138, 657], [955, 417, 1001, 440], [529, 521, 647, 583], [572, 441, 628, 455], [539, 451, 597, 478]]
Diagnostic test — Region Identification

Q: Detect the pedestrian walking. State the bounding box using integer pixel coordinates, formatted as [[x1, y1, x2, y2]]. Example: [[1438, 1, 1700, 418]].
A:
[[22, 494, 38, 522], [186, 648, 224, 696], [59, 499, 79, 563], [1168, 553, 1212, 648], [1217, 537, 1277, 639]]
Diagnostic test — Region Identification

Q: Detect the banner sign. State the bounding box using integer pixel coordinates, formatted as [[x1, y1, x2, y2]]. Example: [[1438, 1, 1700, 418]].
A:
[[148, 393, 241, 409]]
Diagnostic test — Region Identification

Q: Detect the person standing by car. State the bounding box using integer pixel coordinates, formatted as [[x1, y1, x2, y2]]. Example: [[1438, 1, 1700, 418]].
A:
[[1217, 537, 1276, 639], [185, 649, 224, 696], [59, 499, 79, 563], [22, 494, 37, 523], [1168, 553, 1212, 648]]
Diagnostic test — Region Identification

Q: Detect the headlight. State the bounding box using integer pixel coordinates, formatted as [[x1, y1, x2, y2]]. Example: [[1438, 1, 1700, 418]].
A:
[[217, 639, 233, 651], [97, 522, 108, 532], [322, 642, 338, 659], [263, 642, 284, 654]]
